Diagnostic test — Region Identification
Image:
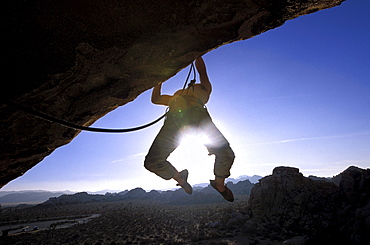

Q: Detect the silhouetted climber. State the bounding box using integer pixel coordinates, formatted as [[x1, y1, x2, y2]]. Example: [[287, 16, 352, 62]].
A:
[[144, 57, 235, 202]]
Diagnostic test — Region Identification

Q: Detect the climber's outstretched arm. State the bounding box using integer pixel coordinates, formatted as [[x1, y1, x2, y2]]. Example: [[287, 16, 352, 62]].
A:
[[195, 57, 212, 94], [151, 83, 172, 106]]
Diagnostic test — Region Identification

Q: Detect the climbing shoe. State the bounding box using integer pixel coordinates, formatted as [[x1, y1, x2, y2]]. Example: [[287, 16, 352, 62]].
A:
[[210, 180, 234, 202], [176, 169, 193, 194]]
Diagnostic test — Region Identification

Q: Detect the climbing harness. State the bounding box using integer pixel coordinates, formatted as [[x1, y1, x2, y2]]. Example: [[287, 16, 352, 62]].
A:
[[7, 62, 197, 133], [168, 62, 209, 129]]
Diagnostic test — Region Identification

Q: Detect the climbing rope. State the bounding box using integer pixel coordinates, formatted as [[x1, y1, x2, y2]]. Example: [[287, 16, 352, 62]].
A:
[[8, 99, 167, 133], [7, 62, 197, 133], [181, 62, 196, 95]]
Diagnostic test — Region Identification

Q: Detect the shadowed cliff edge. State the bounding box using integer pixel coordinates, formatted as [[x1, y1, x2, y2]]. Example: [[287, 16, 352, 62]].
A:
[[1, 0, 345, 187]]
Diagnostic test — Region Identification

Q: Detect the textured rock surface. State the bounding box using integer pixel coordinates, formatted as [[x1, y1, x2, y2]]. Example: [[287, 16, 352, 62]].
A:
[[248, 167, 339, 223], [333, 166, 370, 244], [244, 166, 370, 244], [1, 0, 345, 188]]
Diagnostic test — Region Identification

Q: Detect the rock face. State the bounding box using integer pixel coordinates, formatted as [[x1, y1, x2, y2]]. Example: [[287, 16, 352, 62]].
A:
[[248, 167, 339, 224], [245, 166, 370, 244], [1, 0, 345, 188]]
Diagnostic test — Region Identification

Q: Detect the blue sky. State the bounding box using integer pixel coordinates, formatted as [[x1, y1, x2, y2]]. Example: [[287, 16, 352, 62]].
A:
[[2, 0, 369, 192]]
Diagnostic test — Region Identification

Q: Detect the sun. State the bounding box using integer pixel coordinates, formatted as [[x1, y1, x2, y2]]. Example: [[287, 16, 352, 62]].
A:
[[181, 131, 212, 146], [167, 132, 215, 184]]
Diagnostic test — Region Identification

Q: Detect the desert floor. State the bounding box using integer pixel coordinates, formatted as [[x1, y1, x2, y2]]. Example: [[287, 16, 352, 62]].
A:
[[1, 197, 282, 244]]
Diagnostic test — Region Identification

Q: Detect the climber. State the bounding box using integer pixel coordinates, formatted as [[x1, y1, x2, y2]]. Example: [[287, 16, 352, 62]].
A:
[[144, 56, 235, 202]]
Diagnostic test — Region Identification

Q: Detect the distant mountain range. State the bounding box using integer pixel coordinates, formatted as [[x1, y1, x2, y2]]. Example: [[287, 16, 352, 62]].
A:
[[192, 175, 262, 189], [0, 175, 262, 206], [38, 179, 255, 206], [0, 190, 73, 206], [227, 175, 262, 184]]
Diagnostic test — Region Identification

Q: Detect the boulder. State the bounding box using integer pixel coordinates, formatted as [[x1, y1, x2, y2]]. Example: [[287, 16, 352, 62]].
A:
[[335, 166, 370, 205], [225, 212, 250, 229]]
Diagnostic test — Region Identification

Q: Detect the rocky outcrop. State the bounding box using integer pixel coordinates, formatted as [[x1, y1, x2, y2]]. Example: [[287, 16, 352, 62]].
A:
[[228, 166, 370, 244], [332, 166, 370, 244], [248, 167, 340, 226], [1, 0, 345, 188]]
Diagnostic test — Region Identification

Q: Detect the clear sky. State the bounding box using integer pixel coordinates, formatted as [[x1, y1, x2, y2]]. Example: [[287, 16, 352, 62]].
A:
[[2, 0, 369, 192]]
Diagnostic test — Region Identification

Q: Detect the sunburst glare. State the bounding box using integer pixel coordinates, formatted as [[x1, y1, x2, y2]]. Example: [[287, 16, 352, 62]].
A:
[[167, 132, 215, 185]]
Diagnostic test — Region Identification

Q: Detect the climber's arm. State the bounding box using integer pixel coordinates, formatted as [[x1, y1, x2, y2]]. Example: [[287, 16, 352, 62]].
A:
[[195, 57, 212, 94], [151, 83, 171, 106]]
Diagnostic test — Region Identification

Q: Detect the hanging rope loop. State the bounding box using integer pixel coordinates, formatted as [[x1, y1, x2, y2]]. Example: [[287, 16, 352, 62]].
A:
[[8, 99, 167, 133]]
